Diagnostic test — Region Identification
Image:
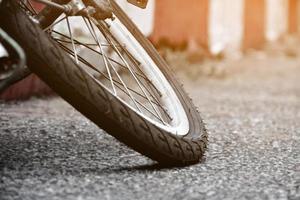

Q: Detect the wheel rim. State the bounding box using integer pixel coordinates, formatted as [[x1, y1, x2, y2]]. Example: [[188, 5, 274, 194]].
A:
[[20, 1, 190, 136]]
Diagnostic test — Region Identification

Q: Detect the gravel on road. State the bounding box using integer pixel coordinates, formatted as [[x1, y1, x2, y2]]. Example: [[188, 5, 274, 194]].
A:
[[0, 52, 300, 200]]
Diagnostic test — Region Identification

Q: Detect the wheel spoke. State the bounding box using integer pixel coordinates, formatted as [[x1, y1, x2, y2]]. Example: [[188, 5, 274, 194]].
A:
[[108, 42, 168, 117], [107, 58, 142, 112], [66, 17, 79, 64], [57, 42, 139, 104], [84, 17, 117, 95], [57, 41, 170, 122], [84, 17, 146, 113], [54, 38, 116, 47], [51, 30, 150, 81], [97, 21, 167, 124], [121, 46, 163, 97], [48, 15, 172, 124]]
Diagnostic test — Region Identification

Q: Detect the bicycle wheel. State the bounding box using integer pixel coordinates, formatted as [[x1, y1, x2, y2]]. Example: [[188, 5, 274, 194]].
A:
[[1, 0, 208, 165]]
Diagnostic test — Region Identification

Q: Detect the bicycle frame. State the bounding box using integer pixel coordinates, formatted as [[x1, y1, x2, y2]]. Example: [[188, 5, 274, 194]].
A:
[[35, 0, 148, 29]]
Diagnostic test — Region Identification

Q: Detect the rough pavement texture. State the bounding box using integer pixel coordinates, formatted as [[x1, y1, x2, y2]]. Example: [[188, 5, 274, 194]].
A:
[[1, 52, 300, 200]]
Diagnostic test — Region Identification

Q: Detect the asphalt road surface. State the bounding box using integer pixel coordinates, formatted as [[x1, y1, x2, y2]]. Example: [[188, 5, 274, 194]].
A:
[[0, 53, 300, 200]]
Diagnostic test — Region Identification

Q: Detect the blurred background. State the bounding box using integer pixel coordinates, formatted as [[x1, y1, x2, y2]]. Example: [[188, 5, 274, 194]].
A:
[[1, 0, 300, 100]]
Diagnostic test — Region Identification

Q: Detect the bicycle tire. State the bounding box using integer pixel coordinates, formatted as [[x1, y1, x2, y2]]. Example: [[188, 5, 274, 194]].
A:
[[0, 1, 208, 165]]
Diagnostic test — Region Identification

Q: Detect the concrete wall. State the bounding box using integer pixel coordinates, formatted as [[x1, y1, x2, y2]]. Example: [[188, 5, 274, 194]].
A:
[[151, 0, 299, 51], [151, 0, 209, 48], [297, 0, 300, 32], [243, 0, 266, 49], [288, 0, 298, 33]]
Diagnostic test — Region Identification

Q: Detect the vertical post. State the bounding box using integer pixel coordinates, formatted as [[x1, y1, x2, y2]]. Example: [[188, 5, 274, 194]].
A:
[[209, 0, 244, 56]]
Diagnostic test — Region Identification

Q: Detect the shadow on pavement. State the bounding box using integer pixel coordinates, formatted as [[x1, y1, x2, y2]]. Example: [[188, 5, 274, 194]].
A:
[[0, 130, 201, 177]]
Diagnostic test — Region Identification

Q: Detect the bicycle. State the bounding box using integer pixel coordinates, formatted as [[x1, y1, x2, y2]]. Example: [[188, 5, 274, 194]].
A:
[[0, 0, 208, 165]]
